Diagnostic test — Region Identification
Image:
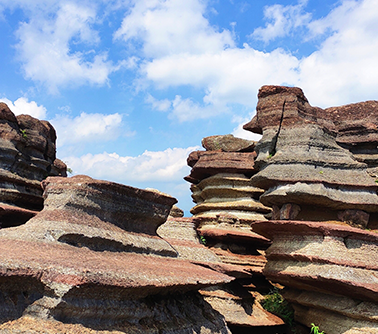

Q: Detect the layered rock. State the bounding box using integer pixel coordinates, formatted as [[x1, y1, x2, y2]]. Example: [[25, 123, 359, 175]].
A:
[[243, 86, 378, 226], [0, 175, 233, 333], [158, 214, 286, 333], [252, 220, 378, 333], [0, 102, 66, 228]]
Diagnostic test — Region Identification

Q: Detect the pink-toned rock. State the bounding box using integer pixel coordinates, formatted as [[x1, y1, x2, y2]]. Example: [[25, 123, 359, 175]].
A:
[[157, 215, 284, 331], [185, 151, 256, 183], [251, 219, 378, 332], [0, 175, 233, 333]]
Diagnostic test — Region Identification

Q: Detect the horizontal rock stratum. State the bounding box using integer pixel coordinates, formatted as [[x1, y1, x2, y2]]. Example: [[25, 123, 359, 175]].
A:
[[244, 85, 378, 227], [0, 175, 233, 333]]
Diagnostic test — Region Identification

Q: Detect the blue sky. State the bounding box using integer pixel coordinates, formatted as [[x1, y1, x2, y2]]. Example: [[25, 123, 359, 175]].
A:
[[1, 0, 378, 215]]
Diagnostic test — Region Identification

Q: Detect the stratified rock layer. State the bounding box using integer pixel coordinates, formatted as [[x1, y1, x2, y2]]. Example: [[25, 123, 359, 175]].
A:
[[0, 176, 233, 333], [243, 86, 378, 226], [0, 102, 66, 228], [158, 215, 285, 332], [252, 219, 378, 333]]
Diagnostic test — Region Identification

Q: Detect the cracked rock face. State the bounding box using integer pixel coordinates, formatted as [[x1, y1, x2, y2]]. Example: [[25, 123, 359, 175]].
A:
[[0, 176, 233, 333], [244, 86, 378, 226], [0, 103, 66, 228]]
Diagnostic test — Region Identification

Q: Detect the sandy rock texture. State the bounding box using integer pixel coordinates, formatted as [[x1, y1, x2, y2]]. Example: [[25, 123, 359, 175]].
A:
[[252, 219, 378, 333], [0, 176, 233, 333]]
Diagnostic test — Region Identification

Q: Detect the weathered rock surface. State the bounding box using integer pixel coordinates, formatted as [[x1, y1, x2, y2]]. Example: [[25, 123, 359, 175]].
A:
[[0, 176, 233, 333], [243, 85, 378, 226], [158, 214, 285, 331], [201, 134, 256, 152], [252, 219, 378, 333], [0, 102, 66, 227]]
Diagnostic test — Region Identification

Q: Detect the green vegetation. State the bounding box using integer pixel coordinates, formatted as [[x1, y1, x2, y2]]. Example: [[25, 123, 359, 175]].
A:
[[20, 129, 27, 139], [261, 288, 294, 326], [199, 235, 206, 245], [311, 323, 325, 334], [67, 167, 73, 175]]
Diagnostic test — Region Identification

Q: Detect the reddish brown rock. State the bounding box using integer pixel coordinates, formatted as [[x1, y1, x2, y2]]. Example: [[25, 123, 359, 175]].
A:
[[185, 151, 256, 183], [157, 215, 285, 331], [0, 175, 233, 333], [251, 219, 378, 332], [0, 103, 65, 227], [243, 85, 378, 227]]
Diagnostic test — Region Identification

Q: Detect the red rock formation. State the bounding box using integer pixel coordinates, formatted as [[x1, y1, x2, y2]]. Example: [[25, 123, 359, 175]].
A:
[[158, 214, 286, 332], [244, 85, 378, 228], [252, 220, 378, 333], [0, 102, 66, 228], [0, 176, 232, 333]]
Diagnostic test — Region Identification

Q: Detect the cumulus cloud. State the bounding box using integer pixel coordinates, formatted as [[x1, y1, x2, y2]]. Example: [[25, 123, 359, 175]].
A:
[[14, 1, 118, 93], [63, 146, 199, 183], [114, 0, 234, 58], [0, 97, 47, 119], [251, 0, 311, 43], [231, 113, 262, 141], [51, 112, 125, 147]]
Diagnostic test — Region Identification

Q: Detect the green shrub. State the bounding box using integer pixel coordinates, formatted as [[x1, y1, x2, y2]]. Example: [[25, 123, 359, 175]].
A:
[[261, 288, 294, 326]]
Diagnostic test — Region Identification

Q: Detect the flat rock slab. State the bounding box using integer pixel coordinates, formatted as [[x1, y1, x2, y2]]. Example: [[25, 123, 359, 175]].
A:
[[202, 134, 256, 152]]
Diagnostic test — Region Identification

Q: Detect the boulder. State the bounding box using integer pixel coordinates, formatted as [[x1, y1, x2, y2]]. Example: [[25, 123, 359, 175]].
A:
[[202, 134, 256, 152], [0, 175, 233, 333]]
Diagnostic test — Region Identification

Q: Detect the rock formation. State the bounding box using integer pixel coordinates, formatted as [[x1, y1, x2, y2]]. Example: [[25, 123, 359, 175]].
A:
[[252, 220, 378, 333], [0, 102, 66, 228], [244, 85, 378, 227], [246, 85, 378, 333], [0, 175, 232, 333], [158, 213, 286, 333], [182, 135, 288, 332]]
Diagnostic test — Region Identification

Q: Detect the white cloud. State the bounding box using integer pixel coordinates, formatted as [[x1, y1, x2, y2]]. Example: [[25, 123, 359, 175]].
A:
[[145, 94, 171, 112], [297, 0, 378, 107], [114, 0, 234, 58], [0, 97, 47, 119], [51, 112, 124, 147], [251, 0, 311, 43], [14, 1, 118, 93], [63, 146, 199, 182]]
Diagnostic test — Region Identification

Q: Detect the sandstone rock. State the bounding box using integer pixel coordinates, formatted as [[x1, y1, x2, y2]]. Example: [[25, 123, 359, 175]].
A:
[[202, 134, 256, 152], [244, 85, 378, 225], [251, 219, 378, 332], [169, 204, 184, 218], [157, 215, 284, 331], [0, 103, 65, 227], [185, 151, 256, 183], [0, 175, 233, 333]]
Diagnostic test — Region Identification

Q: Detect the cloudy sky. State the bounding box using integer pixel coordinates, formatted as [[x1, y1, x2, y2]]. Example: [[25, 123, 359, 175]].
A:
[[1, 0, 377, 214]]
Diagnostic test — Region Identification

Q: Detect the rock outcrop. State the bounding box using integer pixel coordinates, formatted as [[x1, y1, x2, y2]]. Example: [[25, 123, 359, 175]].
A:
[[185, 135, 271, 222], [252, 220, 378, 333], [0, 175, 233, 333], [158, 214, 286, 333], [0, 102, 66, 228], [246, 85, 378, 333], [244, 85, 378, 227]]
